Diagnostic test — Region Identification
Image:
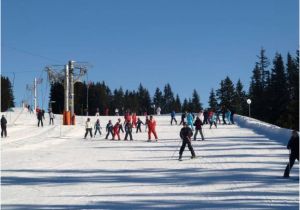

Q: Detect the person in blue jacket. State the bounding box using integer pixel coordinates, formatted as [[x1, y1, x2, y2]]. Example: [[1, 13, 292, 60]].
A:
[[226, 109, 231, 124], [209, 112, 217, 129], [186, 112, 194, 131], [170, 111, 177, 125]]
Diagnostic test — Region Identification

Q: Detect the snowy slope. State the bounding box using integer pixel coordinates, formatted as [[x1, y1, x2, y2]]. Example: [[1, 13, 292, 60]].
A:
[[1, 108, 299, 210]]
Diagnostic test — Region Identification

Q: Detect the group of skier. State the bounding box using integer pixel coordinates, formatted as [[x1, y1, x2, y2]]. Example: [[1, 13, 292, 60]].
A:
[[84, 114, 158, 142], [34, 107, 55, 127]]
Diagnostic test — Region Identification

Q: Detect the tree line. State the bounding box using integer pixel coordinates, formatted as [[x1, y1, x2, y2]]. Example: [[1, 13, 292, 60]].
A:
[[1, 76, 15, 112], [49, 82, 202, 116]]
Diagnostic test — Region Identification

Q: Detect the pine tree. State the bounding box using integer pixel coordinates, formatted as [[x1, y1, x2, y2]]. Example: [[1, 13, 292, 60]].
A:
[[153, 87, 163, 108], [249, 64, 265, 119], [285, 52, 299, 129], [49, 82, 64, 114], [232, 79, 247, 115], [216, 76, 235, 110], [182, 98, 189, 112], [163, 83, 175, 113], [256, 47, 270, 88], [1, 76, 15, 111], [112, 87, 125, 113], [267, 53, 289, 126], [191, 89, 202, 112], [174, 94, 182, 112], [137, 83, 151, 114], [208, 88, 218, 111]]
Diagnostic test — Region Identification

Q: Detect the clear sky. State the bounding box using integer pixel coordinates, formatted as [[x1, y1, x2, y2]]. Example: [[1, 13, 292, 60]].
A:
[[1, 0, 299, 109]]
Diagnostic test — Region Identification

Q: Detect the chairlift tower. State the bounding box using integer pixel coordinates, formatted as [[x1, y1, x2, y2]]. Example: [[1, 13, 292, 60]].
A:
[[45, 60, 89, 125]]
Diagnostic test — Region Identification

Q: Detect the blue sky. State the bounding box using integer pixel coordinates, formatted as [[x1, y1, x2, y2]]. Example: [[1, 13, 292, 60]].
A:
[[2, 0, 299, 109]]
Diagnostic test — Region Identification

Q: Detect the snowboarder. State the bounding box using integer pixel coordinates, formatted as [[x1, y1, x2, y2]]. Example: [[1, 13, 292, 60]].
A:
[[113, 121, 121, 140], [124, 121, 133, 140], [147, 115, 158, 141], [84, 118, 93, 139], [37, 110, 44, 127], [105, 120, 113, 139], [170, 111, 177, 125], [49, 111, 55, 125], [179, 122, 196, 161], [1, 115, 7, 138], [193, 116, 204, 141], [283, 130, 299, 178], [136, 117, 144, 133], [94, 119, 102, 137]]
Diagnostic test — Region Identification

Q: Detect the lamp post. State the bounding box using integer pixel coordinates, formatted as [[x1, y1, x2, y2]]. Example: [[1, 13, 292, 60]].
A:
[[247, 99, 252, 117]]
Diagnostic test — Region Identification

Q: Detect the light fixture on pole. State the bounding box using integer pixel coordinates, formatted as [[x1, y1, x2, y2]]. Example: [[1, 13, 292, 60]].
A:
[[247, 99, 252, 117]]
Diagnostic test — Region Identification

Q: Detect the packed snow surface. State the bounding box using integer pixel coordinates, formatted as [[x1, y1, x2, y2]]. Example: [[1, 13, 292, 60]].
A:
[[1, 108, 299, 209]]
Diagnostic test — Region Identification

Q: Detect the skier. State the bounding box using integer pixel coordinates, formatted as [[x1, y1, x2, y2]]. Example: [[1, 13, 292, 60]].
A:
[[1, 115, 7, 138], [209, 112, 217, 129], [147, 115, 158, 141], [186, 112, 194, 131], [145, 115, 149, 132], [37, 110, 44, 127], [113, 121, 121, 140], [105, 120, 113, 139], [84, 118, 93, 139], [118, 118, 124, 133], [124, 121, 133, 140], [222, 106, 227, 125], [203, 109, 209, 124], [94, 119, 102, 137], [226, 109, 231, 124], [115, 108, 119, 116], [179, 122, 196, 161], [136, 117, 144, 133], [230, 109, 235, 124], [193, 116, 204, 141], [179, 112, 186, 125], [170, 110, 177, 125], [132, 113, 137, 128], [156, 106, 161, 115], [283, 130, 299, 178], [49, 111, 55, 125]]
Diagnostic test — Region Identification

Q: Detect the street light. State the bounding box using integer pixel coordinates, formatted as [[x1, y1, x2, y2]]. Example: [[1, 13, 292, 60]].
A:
[[247, 99, 252, 117]]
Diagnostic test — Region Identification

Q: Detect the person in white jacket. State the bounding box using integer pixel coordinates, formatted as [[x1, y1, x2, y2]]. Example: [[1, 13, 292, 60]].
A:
[[84, 118, 93, 139]]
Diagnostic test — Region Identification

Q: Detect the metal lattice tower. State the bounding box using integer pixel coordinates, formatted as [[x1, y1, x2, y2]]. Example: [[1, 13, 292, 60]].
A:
[[45, 60, 90, 125]]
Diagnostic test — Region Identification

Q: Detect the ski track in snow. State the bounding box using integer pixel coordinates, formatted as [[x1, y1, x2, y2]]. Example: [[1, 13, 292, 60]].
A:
[[1, 108, 299, 210]]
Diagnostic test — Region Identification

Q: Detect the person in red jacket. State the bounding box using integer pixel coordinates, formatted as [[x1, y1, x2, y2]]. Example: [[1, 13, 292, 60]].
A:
[[132, 113, 137, 128], [147, 115, 158, 141], [112, 121, 121, 140]]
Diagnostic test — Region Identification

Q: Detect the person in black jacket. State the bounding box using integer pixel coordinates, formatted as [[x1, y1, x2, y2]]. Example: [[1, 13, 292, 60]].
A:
[[105, 120, 113, 139], [283, 130, 299, 178], [37, 110, 43, 127], [179, 112, 186, 125], [124, 121, 133, 140], [193, 116, 204, 141], [136, 118, 144, 133], [179, 122, 196, 161], [1, 115, 7, 138]]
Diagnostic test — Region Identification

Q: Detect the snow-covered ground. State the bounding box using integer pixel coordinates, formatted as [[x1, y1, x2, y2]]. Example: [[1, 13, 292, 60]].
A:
[[1, 108, 299, 209]]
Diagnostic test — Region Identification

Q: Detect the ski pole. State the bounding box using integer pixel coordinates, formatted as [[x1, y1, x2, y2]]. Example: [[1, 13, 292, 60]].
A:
[[171, 139, 182, 159]]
